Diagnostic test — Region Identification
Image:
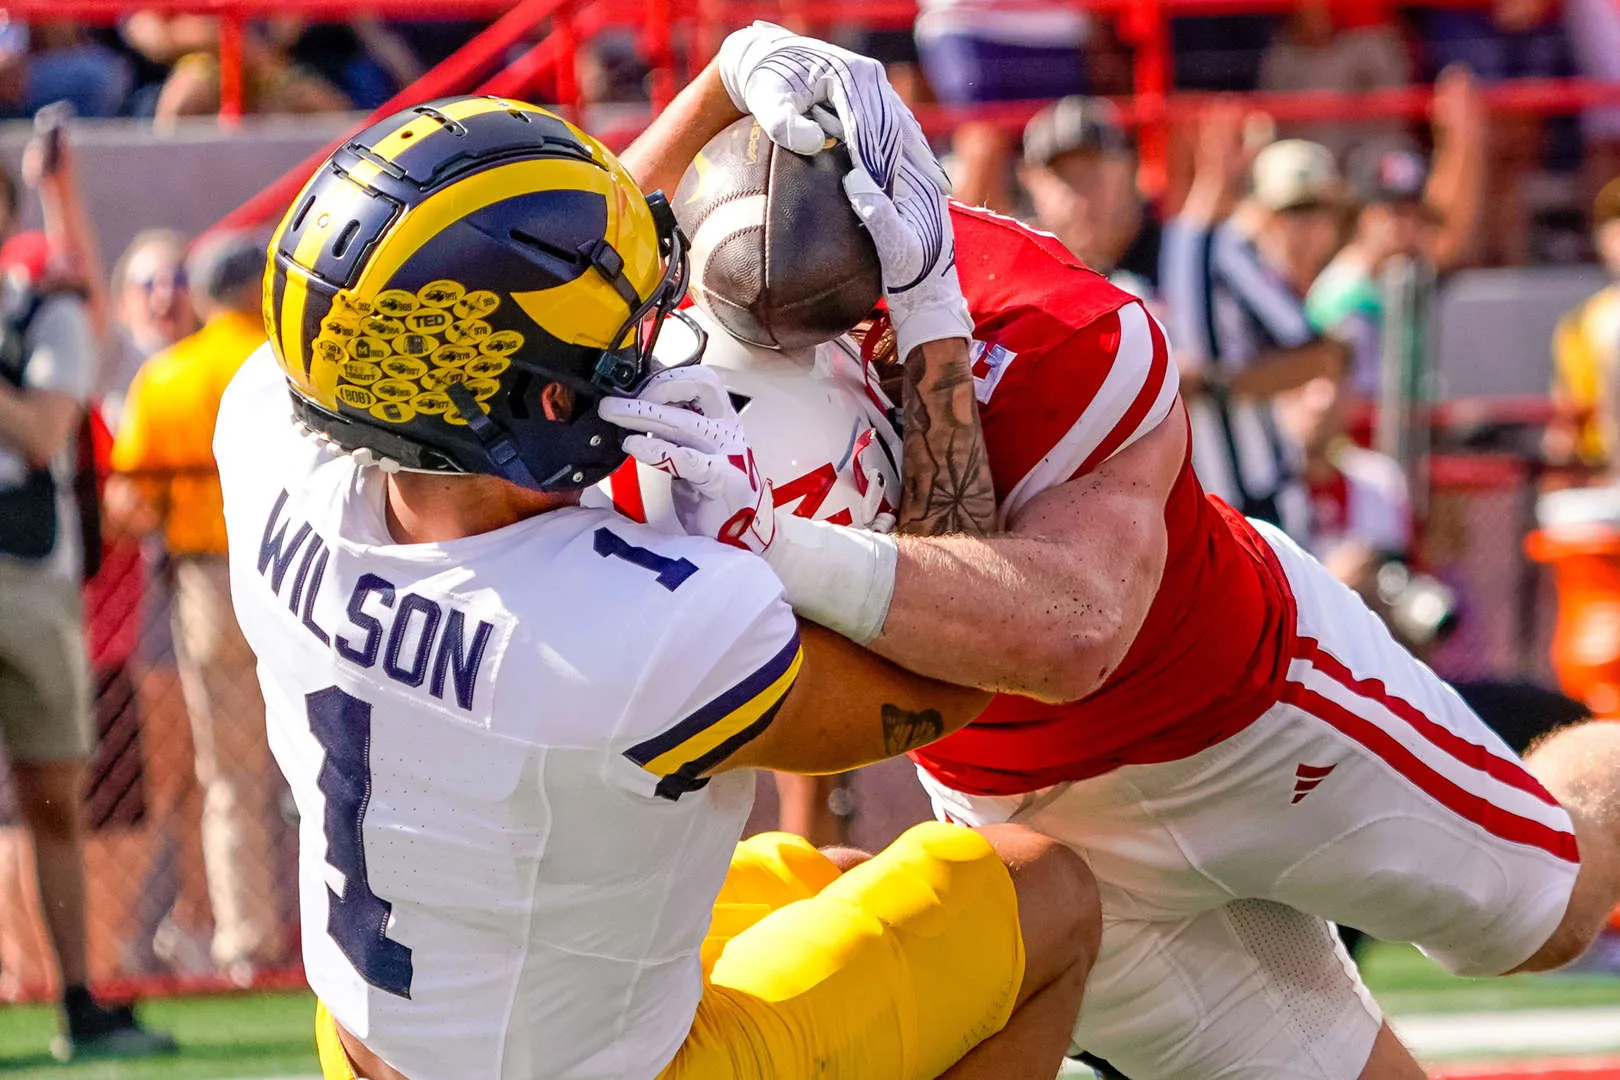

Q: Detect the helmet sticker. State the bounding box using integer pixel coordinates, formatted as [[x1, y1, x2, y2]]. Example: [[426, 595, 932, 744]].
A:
[[452, 291, 500, 320], [340, 360, 382, 385], [380, 356, 429, 380], [417, 280, 465, 308], [442, 400, 489, 426], [361, 315, 406, 339], [372, 379, 418, 403], [421, 367, 470, 392], [334, 291, 374, 316], [465, 354, 511, 379], [320, 315, 359, 340], [406, 310, 452, 334], [336, 384, 377, 409], [374, 289, 418, 317], [394, 333, 435, 357], [314, 282, 527, 426], [371, 400, 417, 424], [349, 336, 393, 361], [480, 330, 523, 356], [410, 391, 453, 415], [430, 344, 477, 368], [444, 319, 493, 344]]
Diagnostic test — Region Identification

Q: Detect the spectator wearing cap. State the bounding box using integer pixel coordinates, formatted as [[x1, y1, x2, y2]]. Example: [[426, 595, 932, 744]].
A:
[[1545, 179, 1620, 473], [914, 0, 1089, 212], [1161, 134, 1349, 541], [1306, 72, 1487, 398], [108, 232, 283, 975], [1020, 96, 1162, 307]]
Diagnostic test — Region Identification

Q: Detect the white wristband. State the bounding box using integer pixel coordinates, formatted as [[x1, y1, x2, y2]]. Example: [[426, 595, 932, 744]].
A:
[[764, 513, 898, 645]]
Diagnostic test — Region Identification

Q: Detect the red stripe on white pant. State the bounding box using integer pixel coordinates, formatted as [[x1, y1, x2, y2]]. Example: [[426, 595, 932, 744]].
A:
[[1284, 642, 1578, 864], [1297, 637, 1562, 807]]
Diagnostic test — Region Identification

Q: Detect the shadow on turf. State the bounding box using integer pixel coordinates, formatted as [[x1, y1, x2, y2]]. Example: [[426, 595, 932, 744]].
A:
[[0, 1036, 310, 1075], [0, 1049, 59, 1070]]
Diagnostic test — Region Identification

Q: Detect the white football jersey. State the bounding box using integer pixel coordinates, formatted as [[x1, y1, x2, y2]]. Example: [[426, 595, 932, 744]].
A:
[[216, 347, 801, 1080]]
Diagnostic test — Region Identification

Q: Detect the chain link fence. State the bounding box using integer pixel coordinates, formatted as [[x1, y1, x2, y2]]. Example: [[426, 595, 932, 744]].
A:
[[0, 530, 302, 1001]]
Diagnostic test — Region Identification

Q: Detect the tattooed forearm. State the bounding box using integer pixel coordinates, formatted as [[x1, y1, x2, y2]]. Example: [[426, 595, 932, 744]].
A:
[[898, 340, 998, 536], [881, 702, 946, 755]]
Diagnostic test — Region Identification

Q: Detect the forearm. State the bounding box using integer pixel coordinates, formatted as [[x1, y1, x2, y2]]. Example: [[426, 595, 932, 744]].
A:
[[38, 175, 107, 338], [1227, 337, 1346, 398], [1426, 122, 1485, 271], [726, 621, 991, 775], [618, 61, 743, 197], [898, 337, 996, 536], [869, 531, 1162, 702], [0, 384, 77, 466]]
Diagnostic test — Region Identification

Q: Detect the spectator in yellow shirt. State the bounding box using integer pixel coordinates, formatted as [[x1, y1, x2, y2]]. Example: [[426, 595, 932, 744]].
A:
[[109, 231, 283, 974], [1548, 178, 1620, 473]]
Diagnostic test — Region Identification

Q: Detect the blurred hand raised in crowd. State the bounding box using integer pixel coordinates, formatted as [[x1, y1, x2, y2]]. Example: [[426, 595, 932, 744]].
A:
[[1431, 65, 1484, 141], [1182, 100, 1268, 225], [1492, 0, 1554, 32]]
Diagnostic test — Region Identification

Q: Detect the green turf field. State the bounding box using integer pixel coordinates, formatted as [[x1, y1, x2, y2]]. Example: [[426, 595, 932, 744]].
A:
[[0, 944, 1616, 1079], [0, 990, 317, 1079]]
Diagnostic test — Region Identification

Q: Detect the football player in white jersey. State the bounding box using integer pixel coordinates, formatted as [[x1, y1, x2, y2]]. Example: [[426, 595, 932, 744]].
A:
[[222, 96, 1103, 1080]]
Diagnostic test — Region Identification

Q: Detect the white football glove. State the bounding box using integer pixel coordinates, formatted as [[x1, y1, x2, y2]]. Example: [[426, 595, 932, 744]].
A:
[[716, 21, 945, 198], [601, 364, 900, 642], [598, 366, 777, 555], [845, 164, 973, 360], [716, 23, 971, 358]]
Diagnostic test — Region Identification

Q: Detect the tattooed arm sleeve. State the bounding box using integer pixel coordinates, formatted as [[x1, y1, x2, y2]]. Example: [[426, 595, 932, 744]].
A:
[[897, 338, 998, 537]]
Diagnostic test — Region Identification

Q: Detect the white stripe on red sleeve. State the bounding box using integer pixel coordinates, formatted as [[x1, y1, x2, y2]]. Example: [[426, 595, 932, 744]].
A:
[[1081, 308, 1179, 474], [1000, 302, 1169, 522]]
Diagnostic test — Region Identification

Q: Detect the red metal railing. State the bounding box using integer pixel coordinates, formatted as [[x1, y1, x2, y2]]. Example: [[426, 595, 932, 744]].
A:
[[15, 0, 1620, 224]]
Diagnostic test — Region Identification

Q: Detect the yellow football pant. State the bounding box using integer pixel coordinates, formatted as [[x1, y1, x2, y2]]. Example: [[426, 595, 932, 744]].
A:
[[316, 821, 1025, 1080]]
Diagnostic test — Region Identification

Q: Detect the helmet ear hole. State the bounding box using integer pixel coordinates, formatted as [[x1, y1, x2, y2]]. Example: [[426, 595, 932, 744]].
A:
[[508, 371, 534, 420]]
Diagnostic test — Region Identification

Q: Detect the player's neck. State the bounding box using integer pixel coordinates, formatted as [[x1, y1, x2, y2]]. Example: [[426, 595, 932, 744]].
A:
[[383, 472, 580, 544]]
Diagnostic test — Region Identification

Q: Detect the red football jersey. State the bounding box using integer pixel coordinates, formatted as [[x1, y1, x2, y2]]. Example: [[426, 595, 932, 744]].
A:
[[908, 205, 1297, 796]]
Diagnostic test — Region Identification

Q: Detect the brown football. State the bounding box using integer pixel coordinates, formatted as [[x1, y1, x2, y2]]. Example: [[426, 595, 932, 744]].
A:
[[672, 116, 883, 351]]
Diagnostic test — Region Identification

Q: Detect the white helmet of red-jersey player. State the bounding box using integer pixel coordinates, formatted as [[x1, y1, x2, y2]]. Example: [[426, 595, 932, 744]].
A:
[[591, 307, 901, 533]]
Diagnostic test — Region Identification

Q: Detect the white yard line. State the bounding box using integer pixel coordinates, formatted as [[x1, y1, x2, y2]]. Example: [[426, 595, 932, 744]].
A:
[[1393, 1006, 1620, 1060]]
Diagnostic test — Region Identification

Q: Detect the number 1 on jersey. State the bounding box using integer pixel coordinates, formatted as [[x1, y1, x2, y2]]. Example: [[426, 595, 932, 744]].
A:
[[306, 686, 414, 998], [593, 527, 698, 591]]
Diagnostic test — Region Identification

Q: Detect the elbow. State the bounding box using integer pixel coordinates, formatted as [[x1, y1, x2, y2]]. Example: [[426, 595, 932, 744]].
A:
[[937, 684, 994, 737], [1023, 618, 1131, 705]]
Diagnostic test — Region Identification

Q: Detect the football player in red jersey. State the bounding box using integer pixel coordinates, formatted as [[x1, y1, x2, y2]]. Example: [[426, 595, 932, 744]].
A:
[[611, 24, 1620, 1080]]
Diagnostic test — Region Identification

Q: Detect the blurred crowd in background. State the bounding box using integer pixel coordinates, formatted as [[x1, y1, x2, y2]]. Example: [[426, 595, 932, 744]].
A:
[[4, 0, 1620, 1045]]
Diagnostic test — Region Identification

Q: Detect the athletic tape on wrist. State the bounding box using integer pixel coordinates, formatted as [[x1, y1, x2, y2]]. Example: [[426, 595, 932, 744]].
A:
[[765, 513, 897, 644]]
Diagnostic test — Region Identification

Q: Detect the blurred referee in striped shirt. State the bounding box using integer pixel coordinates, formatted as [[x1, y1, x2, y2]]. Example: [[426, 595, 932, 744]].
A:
[[1162, 127, 1349, 541]]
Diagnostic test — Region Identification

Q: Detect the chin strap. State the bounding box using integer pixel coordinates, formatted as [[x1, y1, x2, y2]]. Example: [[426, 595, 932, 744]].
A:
[[446, 382, 545, 489]]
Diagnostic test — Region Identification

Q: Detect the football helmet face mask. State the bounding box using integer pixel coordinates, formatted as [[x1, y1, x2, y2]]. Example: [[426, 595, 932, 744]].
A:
[[264, 96, 704, 492], [594, 307, 900, 533]]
